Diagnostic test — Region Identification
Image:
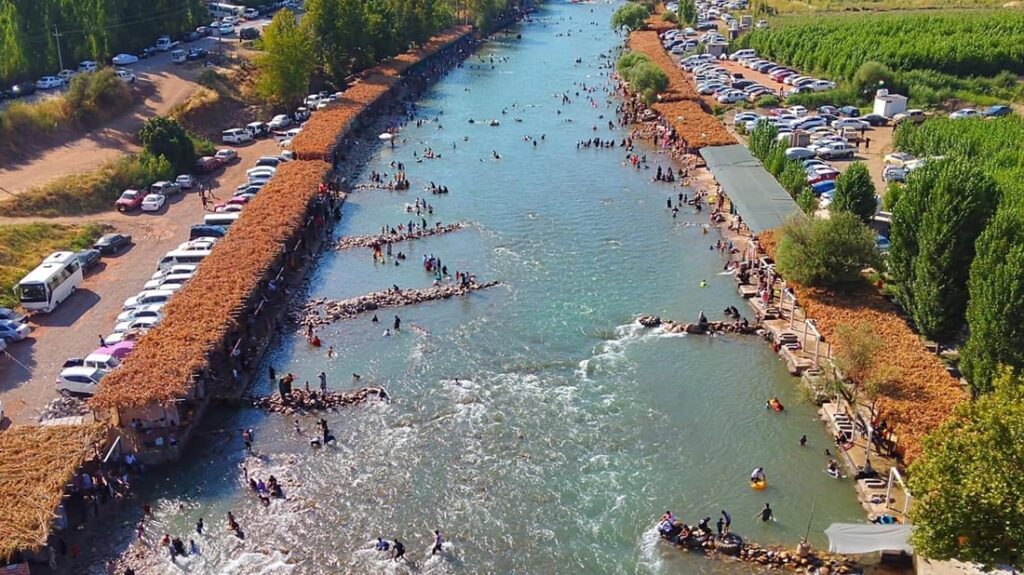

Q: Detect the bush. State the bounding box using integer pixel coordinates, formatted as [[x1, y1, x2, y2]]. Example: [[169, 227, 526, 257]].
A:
[[65, 69, 133, 123], [139, 117, 196, 173], [1, 153, 174, 217], [775, 212, 879, 288], [611, 3, 650, 31], [617, 52, 668, 105], [758, 95, 780, 107], [661, 11, 678, 24]]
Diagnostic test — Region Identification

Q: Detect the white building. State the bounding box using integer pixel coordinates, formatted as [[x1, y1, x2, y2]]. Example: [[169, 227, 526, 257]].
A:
[[873, 89, 908, 118]]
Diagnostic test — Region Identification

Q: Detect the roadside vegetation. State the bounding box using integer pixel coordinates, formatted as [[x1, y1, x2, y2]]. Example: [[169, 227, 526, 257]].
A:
[[0, 223, 108, 309], [748, 123, 815, 213], [0, 0, 206, 85], [763, 0, 1005, 13], [612, 3, 652, 30], [616, 52, 669, 105], [0, 69, 134, 158], [734, 11, 1024, 106]]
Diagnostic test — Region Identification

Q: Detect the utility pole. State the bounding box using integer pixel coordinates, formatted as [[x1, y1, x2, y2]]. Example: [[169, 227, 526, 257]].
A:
[[53, 25, 64, 71]]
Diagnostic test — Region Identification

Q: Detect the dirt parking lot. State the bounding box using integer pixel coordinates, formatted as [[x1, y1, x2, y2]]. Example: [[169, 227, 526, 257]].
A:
[[0, 136, 281, 424]]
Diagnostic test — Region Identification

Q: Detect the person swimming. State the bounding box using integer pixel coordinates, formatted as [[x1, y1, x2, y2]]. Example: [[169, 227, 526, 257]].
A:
[[751, 467, 766, 482]]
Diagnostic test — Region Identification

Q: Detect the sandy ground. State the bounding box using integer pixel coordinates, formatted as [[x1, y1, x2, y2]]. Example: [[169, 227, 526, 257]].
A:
[[0, 135, 282, 425], [0, 30, 269, 194]]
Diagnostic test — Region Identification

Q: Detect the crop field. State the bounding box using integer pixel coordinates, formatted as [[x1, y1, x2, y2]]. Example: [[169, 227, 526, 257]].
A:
[[738, 10, 1024, 80], [766, 0, 1006, 14]]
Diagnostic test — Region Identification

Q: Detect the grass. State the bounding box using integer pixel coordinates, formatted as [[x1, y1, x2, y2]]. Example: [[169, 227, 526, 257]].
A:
[[0, 223, 109, 309], [0, 153, 174, 217], [0, 69, 133, 158], [766, 0, 1007, 13]]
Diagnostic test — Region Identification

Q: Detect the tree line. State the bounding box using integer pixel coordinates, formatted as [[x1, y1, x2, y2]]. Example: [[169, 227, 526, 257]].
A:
[[258, 0, 520, 105], [0, 0, 207, 85]]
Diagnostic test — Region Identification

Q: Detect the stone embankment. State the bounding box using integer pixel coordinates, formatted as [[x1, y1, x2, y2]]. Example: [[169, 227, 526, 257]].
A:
[[252, 387, 389, 414], [301, 280, 500, 326], [334, 222, 467, 249]]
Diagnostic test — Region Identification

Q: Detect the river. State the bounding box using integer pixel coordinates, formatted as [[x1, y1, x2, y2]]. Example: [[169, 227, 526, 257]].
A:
[[95, 2, 862, 573]]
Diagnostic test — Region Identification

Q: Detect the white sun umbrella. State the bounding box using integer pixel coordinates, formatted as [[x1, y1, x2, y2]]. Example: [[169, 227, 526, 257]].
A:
[[378, 133, 394, 140]]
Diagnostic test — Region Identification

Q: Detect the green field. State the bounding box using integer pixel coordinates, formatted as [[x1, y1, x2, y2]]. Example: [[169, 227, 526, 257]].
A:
[[0, 223, 108, 309], [765, 0, 1007, 13]]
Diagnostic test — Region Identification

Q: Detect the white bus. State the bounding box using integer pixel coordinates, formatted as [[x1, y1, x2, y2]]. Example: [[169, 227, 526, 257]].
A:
[[15, 251, 84, 313], [208, 2, 245, 18]]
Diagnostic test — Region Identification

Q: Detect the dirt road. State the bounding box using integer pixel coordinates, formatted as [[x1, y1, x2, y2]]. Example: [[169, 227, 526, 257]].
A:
[[0, 136, 281, 425], [0, 34, 264, 194]]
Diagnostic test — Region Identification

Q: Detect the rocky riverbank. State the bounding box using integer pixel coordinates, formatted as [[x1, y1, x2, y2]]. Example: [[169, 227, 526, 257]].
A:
[[300, 280, 500, 326], [637, 314, 760, 336], [334, 222, 468, 249]]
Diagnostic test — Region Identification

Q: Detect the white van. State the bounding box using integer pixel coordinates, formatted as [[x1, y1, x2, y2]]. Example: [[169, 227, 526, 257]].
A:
[[222, 128, 253, 144], [171, 49, 187, 64], [730, 49, 756, 61], [157, 249, 211, 271], [203, 213, 241, 227]]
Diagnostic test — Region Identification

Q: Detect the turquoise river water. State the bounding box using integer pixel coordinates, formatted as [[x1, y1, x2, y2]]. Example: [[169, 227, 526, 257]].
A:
[[94, 2, 862, 573]]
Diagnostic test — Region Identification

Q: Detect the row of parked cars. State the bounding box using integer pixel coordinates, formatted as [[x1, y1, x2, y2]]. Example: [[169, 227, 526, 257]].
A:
[[729, 51, 836, 96], [685, 54, 778, 104], [115, 176, 197, 213], [5, 60, 136, 100]]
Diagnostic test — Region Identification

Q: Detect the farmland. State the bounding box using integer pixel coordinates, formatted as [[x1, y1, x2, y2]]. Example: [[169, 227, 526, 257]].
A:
[[735, 10, 1024, 104]]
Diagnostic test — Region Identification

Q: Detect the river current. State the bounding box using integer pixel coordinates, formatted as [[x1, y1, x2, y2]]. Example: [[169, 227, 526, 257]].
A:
[[96, 3, 862, 573]]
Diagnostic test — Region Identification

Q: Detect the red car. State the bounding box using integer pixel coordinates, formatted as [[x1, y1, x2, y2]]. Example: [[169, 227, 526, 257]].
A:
[[115, 189, 148, 212], [807, 171, 840, 185], [195, 156, 224, 174], [770, 69, 795, 83]]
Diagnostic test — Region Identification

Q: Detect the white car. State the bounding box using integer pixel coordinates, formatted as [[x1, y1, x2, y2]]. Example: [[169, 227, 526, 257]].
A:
[[57, 69, 77, 82], [57, 366, 106, 397], [734, 112, 760, 126], [949, 108, 981, 120], [833, 118, 870, 131], [116, 303, 167, 323], [884, 152, 915, 167], [785, 147, 817, 161], [142, 272, 194, 291], [112, 53, 139, 66], [795, 117, 827, 130], [817, 142, 858, 159], [122, 289, 176, 310], [177, 238, 218, 252], [140, 194, 166, 212], [115, 69, 137, 83], [787, 106, 808, 117], [268, 114, 292, 129], [77, 60, 98, 73], [717, 91, 747, 104], [113, 316, 162, 334], [808, 80, 836, 92], [35, 76, 65, 89], [151, 264, 197, 281], [175, 174, 197, 189], [222, 128, 252, 144], [246, 167, 276, 182]]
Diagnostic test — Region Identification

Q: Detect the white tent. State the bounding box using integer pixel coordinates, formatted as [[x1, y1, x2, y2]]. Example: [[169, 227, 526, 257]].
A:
[[824, 523, 914, 554]]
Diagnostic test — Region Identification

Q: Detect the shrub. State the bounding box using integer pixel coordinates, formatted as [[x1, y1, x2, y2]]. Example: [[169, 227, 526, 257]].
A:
[[775, 212, 879, 288], [661, 11, 678, 24], [830, 162, 876, 223], [611, 3, 650, 31], [139, 117, 196, 173], [758, 95, 780, 107], [617, 52, 668, 105]]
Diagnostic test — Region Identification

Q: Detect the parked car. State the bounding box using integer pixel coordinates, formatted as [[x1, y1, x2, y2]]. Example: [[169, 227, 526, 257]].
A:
[[115, 69, 137, 83], [75, 249, 102, 271], [0, 308, 27, 323], [817, 142, 858, 159], [832, 118, 870, 131], [883, 152, 915, 167], [77, 60, 98, 73], [189, 225, 228, 240], [861, 114, 889, 126], [112, 53, 139, 66], [882, 165, 907, 183], [113, 316, 162, 334], [115, 189, 147, 212], [141, 194, 167, 212], [150, 181, 182, 197], [268, 114, 292, 129], [6, 83, 36, 98], [0, 319, 31, 342], [56, 366, 106, 397], [195, 156, 223, 174], [984, 105, 1012, 118], [57, 69, 77, 82], [246, 122, 271, 138], [117, 303, 167, 323], [784, 147, 816, 161], [175, 174, 197, 189], [35, 76, 65, 89], [215, 148, 239, 163], [239, 27, 261, 40], [219, 23, 235, 35], [93, 233, 132, 254], [222, 128, 252, 144], [122, 289, 175, 310], [138, 47, 157, 59], [949, 108, 981, 120], [187, 47, 208, 61], [151, 264, 198, 281], [893, 109, 926, 124]]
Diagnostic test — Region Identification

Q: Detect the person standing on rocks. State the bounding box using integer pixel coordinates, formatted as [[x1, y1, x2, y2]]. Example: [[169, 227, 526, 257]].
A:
[[721, 510, 732, 535], [318, 371, 327, 393]]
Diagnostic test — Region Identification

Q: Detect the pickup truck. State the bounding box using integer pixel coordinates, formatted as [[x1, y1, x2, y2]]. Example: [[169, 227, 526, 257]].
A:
[[155, 36, 180, 51]]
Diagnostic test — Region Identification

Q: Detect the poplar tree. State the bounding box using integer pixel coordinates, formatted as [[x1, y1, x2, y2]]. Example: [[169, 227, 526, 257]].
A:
[[830, 162, 876, 223]]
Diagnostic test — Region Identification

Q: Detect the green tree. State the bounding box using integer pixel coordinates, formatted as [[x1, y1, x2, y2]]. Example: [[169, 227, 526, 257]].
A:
[[617, 53, 667, 105], [780, 159, 810, 198], [852, 61, 897, 96], [830, 162, 876, 223], [677, 0, 697, 26], [138, 117, 195, 173], [796, 188, 817, 214], [661, 11, 678, 24], [749, 122, 779, 161], [257, 11, 315, 106], [889, 159, 997, 341], [611, 3, 649, 31], [775, 212, 879, 288], [961, 205, 1024, 395], [908, 367, 1024, 567]]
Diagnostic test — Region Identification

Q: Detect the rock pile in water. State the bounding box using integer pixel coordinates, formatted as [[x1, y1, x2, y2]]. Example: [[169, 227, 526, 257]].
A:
[[301, 281, 500, 326], [38, 396, 89, 422], [252, 387, 389, 414], [636, 315, 760, 335], [736, 543, 858, 573], [335, 222, 468, 249]]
